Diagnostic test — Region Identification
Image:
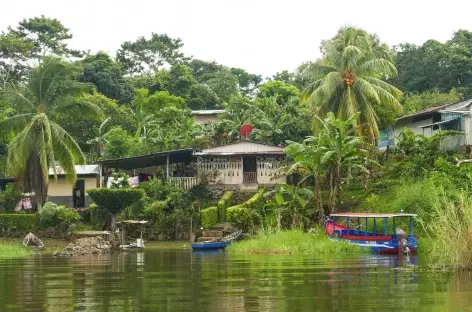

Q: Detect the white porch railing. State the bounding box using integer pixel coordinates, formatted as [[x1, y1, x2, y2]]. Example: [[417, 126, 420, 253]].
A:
[[243, 172, 257, 184], [168, 177, 198, 190]]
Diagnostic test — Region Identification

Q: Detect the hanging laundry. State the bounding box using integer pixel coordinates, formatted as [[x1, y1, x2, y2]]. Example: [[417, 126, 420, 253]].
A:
[[15, 200, 22, 212], [23, 198, 32, 210], [129, 176, 139, 188]]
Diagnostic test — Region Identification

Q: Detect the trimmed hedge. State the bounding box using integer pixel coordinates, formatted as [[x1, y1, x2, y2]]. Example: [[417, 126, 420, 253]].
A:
[[87, 188, 144, 214], [226, 206, 252, 230], [225, 188, 264, 231], [217, 191, 234, 221], [0, 214, 39, 232], [243, 188, 265, 208], [201, 207, 218, 229]]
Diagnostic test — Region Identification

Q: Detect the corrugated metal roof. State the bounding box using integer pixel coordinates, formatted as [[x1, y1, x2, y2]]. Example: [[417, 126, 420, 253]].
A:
[[99, 148, 195, 170], [194, 142, 285, 155], [191, 110, 225, 115], [396, 99, 472, 121], [48, 165, 100, 175]]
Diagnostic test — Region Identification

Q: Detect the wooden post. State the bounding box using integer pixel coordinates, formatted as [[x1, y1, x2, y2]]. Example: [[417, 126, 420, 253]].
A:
[[166, 155, 170, 179], [121, 224, 125, 247]]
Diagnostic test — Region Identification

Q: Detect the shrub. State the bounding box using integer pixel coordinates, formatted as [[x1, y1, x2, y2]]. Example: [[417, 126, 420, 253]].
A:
[[144, 201, 167, 216], [0, 214, 39, 232], [226, 206, 254, 231], [201, 207, 218, 229], [39, 202, 80, 230], [217, 191, 233, 221], [0, 184, 22, 213], [89, 203, 108, 228], [87, 188, 144, 215], [87, 188, 144, 230]]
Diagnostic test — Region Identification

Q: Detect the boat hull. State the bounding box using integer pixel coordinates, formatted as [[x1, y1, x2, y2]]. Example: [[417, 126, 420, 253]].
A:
[[191, 241, 228, 250]]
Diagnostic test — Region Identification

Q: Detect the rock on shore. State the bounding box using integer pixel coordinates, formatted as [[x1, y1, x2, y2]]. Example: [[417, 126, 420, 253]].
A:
[[54, 236, 111, 257]]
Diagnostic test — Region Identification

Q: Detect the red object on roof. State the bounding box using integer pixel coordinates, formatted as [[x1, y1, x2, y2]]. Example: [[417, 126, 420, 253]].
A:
[[239, 123, 253, 137]]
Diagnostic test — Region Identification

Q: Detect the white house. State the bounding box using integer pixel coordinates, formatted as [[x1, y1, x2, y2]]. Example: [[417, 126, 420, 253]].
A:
[[99, 142, 287, 190], [378, 98, 472, 150], [191, 110, 225, 125]]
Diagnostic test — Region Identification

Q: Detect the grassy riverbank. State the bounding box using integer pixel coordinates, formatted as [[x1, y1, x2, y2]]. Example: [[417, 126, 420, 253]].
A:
[[0, 244, 32, 258], [227, 229, 363, 255]]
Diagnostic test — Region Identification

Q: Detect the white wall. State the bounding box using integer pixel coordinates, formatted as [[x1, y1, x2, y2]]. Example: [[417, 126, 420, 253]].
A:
[[394, 117, 433, 139]]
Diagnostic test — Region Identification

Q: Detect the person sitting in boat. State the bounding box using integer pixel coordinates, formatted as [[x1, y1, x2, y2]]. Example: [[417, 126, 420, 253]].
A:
[[396, 228, 409, 254]]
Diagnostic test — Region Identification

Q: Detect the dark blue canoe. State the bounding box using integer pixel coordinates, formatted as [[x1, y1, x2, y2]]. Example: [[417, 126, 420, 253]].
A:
[[191, 230, 242, 250]]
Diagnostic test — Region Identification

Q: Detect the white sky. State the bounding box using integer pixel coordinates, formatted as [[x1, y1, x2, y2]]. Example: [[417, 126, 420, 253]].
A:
[[1, 0, 471, 77]]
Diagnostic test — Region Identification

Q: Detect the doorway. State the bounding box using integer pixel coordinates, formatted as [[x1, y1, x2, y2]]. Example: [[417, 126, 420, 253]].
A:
[[242, 156, 257, 183], [73, 180, 85, 208]]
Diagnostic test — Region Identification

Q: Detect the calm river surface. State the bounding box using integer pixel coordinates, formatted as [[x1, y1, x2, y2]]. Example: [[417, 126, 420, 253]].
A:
[[0, 250, 471, 311]]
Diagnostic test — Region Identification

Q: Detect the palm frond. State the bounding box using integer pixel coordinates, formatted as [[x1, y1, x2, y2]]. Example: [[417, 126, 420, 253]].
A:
[[53, 98, 103, 118], [0, 113, 33, 133], [358, 58, 398, 78]]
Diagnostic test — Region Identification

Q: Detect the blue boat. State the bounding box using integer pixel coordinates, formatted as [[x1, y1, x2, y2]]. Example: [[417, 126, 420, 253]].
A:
[[324, 213, 418, 254], [191, 230, 242, 250]]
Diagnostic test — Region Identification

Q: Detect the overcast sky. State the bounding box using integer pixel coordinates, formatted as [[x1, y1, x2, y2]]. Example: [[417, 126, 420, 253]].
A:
[[1, 0, 471, 77]]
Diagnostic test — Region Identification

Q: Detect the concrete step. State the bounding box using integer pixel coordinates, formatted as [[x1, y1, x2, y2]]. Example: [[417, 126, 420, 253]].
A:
[[240, 184, 259, 192], [202, 230, 223, 238]]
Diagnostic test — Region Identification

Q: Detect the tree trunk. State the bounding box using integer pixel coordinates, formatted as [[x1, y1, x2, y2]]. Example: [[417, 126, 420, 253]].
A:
[[292, 210, 298, 229], [23, 153, 48, 210], [277, 209, 281, 232], [315, 174, 324, 219], [328, 167, 336, 214], [334, 162, 341, 212]]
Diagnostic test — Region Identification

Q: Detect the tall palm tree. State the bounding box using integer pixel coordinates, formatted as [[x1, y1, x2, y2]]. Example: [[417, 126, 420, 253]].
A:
[[302, 27, 402, 141], [0, 58, 101, 207], [86, 116, 111, 161]]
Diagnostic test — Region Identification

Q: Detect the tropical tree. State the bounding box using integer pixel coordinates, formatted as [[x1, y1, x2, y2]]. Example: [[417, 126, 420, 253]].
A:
[[302, 27, 402, 141], [0, 58, 100, 207], [265, 183, 314, 231], [86, 117, 111, 161], [317, 112, 373, 213], [285, 136, 325, 217]]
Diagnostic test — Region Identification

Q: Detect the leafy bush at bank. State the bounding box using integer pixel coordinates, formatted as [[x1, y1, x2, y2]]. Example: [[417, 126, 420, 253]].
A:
[[201, 207, 218, 228], [0, 214, 39, 232], [39, 202, 80, 230]]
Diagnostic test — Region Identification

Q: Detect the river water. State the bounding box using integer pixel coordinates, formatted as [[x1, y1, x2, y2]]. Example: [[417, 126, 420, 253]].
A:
[[0, 250, 470, 311]]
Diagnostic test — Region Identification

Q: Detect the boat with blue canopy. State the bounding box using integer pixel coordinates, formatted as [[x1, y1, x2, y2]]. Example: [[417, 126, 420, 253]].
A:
[[323, 212, 418, 254]]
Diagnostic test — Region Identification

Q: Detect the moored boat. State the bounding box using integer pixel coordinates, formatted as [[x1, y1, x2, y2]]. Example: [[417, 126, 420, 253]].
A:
[[323, 213, 418, 254], [191, 230, 242, 250]]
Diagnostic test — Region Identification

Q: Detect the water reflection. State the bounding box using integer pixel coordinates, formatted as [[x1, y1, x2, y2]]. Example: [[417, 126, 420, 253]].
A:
[[0, 251, 470, 311]]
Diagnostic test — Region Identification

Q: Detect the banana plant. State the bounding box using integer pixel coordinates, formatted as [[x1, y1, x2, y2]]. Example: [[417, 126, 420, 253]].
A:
[[265, 183, 314, 231]]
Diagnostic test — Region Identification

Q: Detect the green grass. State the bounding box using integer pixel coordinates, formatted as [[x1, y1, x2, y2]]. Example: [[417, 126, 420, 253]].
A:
[[227, 229, 363, 255], [0, 244, 32, 258], [146, 241, 191, 250]]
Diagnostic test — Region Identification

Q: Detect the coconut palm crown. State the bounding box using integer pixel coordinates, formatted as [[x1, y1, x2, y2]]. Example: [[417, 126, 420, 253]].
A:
[[302, 26, 402, 140]]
